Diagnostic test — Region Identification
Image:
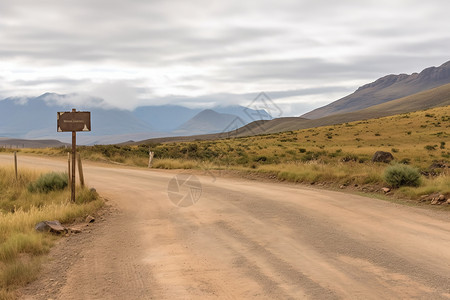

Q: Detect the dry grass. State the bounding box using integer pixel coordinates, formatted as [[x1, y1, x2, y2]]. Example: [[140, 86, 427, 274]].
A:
[[143, 105, 449, 200], [0, 167, 103, 299], [152, 158, 198, 169], [255, 161, 385, 185], [7, 105, 450, 202]]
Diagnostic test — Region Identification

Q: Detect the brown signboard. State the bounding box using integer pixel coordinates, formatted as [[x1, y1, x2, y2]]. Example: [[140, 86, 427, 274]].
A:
[[57, 111, 91, 132]]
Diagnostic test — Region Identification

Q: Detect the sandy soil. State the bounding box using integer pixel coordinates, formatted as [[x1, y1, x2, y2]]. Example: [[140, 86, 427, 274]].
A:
[[1, 154, 449, 299]]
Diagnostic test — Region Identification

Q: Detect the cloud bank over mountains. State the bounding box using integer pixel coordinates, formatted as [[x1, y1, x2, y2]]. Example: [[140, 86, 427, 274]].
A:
[[1, 0, 449, 115]]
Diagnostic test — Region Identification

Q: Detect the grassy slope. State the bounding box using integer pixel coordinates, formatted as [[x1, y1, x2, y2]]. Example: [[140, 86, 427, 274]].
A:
[[0, 168, 103, 299], [362, 82, 450, 114], [128, 82, 450, 144], [172, 104, 442, 198], [4, 105, 450, 202], [301, 62, 450, 119], [11, 105, 449, 202], [149, 104, 449, 166], [239, 83, 450, 135]]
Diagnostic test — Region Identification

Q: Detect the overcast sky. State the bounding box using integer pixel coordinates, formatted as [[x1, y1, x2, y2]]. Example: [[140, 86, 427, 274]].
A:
[[1, 0, 449, 116]]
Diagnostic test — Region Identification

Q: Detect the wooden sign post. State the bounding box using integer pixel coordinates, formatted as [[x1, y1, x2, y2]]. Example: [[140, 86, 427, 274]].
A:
[[57, 109, 91, 202]]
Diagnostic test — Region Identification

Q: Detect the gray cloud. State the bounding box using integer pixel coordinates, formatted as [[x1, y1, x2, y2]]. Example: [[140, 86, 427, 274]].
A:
[[11, 78, 91, 87], [0, 0, 449, 115], [138, 86, 352, 109]]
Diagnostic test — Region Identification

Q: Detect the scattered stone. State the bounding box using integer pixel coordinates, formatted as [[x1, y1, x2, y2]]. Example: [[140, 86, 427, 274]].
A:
[[90, 188, 97, 193], [68, 228, 82, 234], [447, 199, 450, 204], [416, 192, 450, 205], [339, 185, 345, 189], [420, 192, 439, 203], [429, 161, 449, 169], [381, 187, 391, 193], [372, 151, 394, 163], [85, 215, 95, 223], [35, 220, 66, 234], [419, 195, 429, 202]]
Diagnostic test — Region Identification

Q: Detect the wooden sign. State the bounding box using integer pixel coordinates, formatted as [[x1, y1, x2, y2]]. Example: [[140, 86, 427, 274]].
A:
[[57, 109, 91, 202], [57, 111, 91, 132]]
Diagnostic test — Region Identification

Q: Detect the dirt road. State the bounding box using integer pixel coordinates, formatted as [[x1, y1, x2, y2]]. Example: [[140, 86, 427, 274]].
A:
[[1, 154, 450, 299]]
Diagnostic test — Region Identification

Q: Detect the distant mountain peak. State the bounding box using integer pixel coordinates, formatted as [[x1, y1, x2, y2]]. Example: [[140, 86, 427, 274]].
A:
[[356, 73, 410, 92], [1, 93, 271, 144], [302, 60, 450, 119], [174, 109, 240, 135], [39, 92, 59, 98], [440, 60, 450, 68], [198, 108, 216, 114], [189, 109, 235, 122]]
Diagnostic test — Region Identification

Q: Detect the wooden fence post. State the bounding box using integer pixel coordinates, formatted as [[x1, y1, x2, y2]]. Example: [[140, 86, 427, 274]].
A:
[[77, 153, 85, 188], [68, 152, 72, 190], [148, 149, 154, 168], [14, 151, 18, 180]]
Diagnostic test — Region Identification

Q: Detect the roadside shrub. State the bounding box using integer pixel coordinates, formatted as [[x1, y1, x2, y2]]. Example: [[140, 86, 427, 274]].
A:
[[254, 156, 267, 163], [341, 154, 358, 162], [358, 157, 369, 163], [28, 172, 68, 193], [384, 164, 421, 188]]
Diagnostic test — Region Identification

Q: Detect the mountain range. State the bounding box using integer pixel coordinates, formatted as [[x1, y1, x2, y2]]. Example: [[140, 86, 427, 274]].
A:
[[0, 93, 270, 145], [1, 60, 449, 146], [302, 60, 450, 119], [132, 60, 450, 144]]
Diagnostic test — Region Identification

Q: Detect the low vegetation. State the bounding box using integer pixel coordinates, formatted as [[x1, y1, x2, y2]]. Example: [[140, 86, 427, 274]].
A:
[[27, 172, 68, 193], [4, 105, 450, 201], [384, 164, 421, 188], [0, 167, 103, 299]]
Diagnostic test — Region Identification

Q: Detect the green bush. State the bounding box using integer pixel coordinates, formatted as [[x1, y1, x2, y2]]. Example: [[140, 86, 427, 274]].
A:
[[384, 164, 421, 188], [28, 172, 68, 193]]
